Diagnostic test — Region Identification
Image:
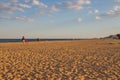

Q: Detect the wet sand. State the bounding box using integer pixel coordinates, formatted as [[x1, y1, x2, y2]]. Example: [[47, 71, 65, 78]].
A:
[[0, 40, 120, 80]]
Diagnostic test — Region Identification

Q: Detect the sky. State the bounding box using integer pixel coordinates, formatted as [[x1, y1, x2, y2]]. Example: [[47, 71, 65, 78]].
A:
[[0, 0, 120, 39]]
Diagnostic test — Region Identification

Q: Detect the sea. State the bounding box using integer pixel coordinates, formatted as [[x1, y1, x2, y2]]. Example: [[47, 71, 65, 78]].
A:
[[0, 39, 82, 42]]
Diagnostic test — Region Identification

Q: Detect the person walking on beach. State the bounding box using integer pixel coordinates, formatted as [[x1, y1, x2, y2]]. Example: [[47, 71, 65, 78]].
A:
[[21, 36, 25, 43], [36, 38, 40, 41]]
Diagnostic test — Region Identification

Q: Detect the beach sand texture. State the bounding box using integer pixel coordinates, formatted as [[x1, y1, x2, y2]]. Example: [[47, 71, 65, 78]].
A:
[[0, 40, 120, 80]]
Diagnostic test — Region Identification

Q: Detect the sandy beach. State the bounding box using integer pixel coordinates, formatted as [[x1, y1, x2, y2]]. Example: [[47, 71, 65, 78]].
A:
[[0, 40, 120, 80]]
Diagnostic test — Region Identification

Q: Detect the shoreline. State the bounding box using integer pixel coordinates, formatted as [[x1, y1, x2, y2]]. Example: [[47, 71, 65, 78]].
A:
[[0, 39, 119, 43], [0, 38, 94, 43]]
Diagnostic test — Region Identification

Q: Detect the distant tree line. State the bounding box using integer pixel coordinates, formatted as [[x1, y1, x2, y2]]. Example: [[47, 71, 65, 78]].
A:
[[103, 34, 120, 39]]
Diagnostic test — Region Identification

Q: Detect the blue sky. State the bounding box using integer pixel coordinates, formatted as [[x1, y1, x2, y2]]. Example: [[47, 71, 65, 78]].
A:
[[0, 0, 120, 38]]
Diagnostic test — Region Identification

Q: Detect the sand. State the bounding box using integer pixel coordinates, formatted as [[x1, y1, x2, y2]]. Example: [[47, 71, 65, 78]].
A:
[[0, 40, 120, 80]]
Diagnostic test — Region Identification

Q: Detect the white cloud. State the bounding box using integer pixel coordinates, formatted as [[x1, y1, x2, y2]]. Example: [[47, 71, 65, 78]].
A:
[[50, 6, 59, 12], [102, 10, 117, 18], [113, 0, 120, 2], [68, 5, 83, 10], [15, 16, 34, 22], [0, 3, 24, 14], [77, 18, 83, 22], [60, 0, 91, 10], [11, 0, 18, 3], [32, 0, 48, 8], [38, 6, 60, 15], [19, 4, 32, 8], [113, 5, 120, 11], [105, 10, 120, 17], [25, 0, 30, 3], [102, 5, 120, 18], [106, 10, 115, 16], [76, 0, 91, 4], [88, 9, 99, 14], [0, 16, 34, 22], [94, 9, 99, 14], [96, 16, 101, 20], [39, 2, 48, 8], [32, 0, 40, 6], [16, 8, 24, 12]]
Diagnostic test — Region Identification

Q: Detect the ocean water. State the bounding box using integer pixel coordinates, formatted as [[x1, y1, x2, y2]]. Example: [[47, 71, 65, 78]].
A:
[[0, 39, 79, 42], [0, 39, 34, 42]]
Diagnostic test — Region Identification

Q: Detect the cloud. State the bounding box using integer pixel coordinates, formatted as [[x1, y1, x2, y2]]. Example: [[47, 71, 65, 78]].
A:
[[106, 10, 115, 15], [95, 16, 101, 20], [32, 0, 48, 8], [113, 5, 120, 11], [106, 10, 120, 17], [102, 4, 120, 17], [32, 0, 40, 6], [0, 0, 91, 16], [0, 3, 24, 14], [67, 5, 83, 10], [94, 9, 99, 14], [25, 0, 30, 3], [11, 0, 18, 3], [0, 16, 34, 22], [76, 0, 91, 4], [77, 18, 83, 22], [39, 2, 48, 8], [60, 0, 91, 10], [0, 0, 92, 21], [88, 9, 99, 14], [15, 16, 34, 22], [18, 3, 32, 8], [101, 4, 120, 18], [50, 6, 59, 12], [113, 0, 120, 2], [38, 5, 60, 15]]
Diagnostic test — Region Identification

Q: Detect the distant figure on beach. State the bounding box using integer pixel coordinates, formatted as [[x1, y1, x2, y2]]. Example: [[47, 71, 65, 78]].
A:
[[36, 38, 40, 41], [21, 36, 25, 43]]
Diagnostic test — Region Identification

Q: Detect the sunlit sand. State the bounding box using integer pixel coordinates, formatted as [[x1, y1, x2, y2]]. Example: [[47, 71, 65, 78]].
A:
[[0, 40, 120, 80]]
